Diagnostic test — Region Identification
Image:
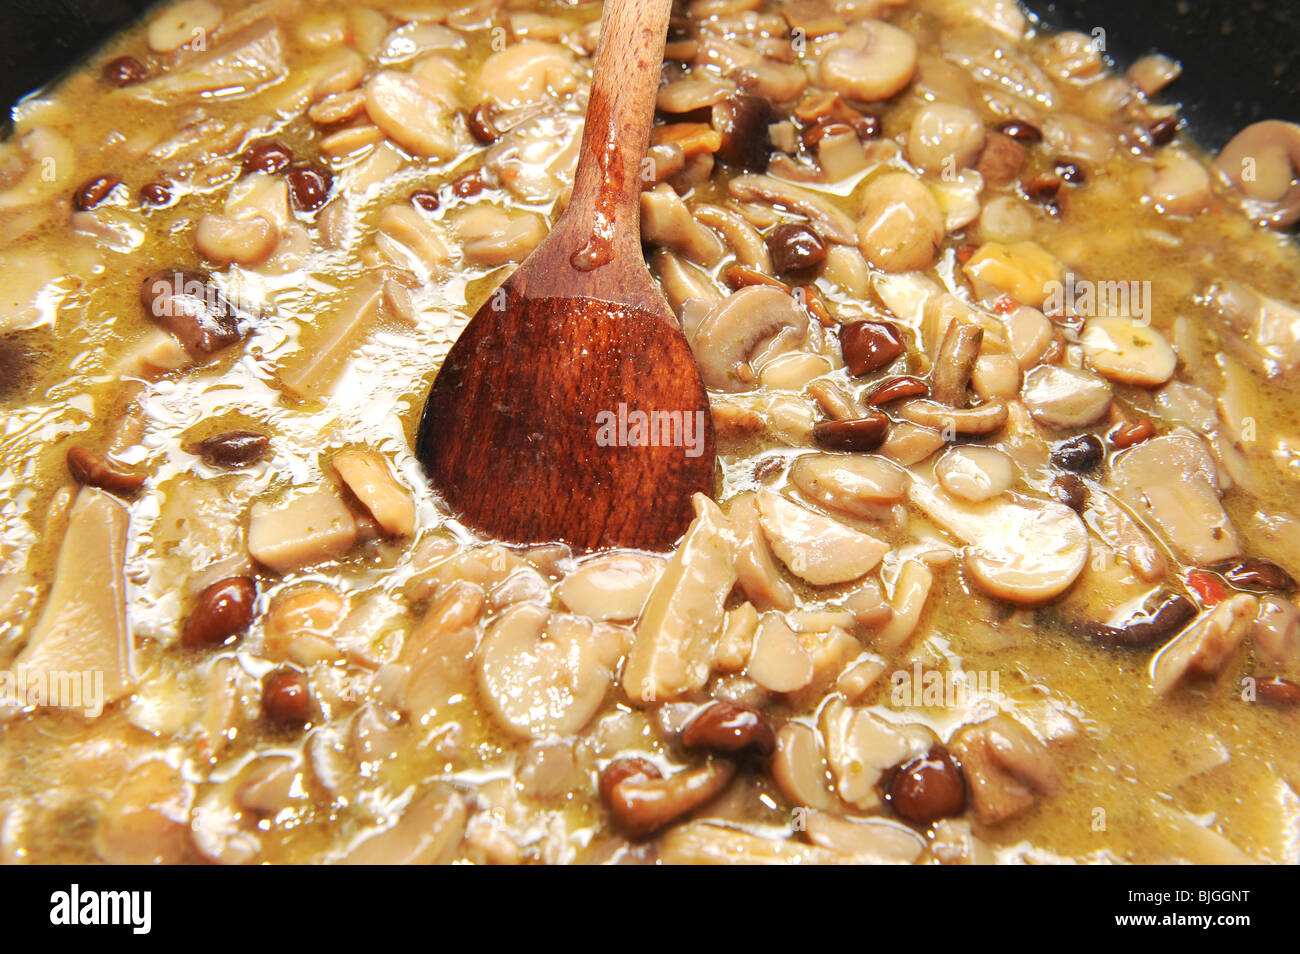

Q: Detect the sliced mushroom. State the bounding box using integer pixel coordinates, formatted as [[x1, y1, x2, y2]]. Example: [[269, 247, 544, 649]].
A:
[[640, 184, 725, 265], [1212, 120, 1300, 229], [1147, 156, 1211, 215], [930, 318, 983, 406], [1109, 432, 1240, 566], [1150, 593, 1257, 694], [332, 450, 415, 537], [659, 821, 839, 864], [856, 172, 945, 272], [1252, 596, 1300, 668], [897, 398, 1008, 436], [788, 453, 909, 518], [819, 21, 918, 102], [623, 496, 737, 704], [757, 490, 889, 585], [820, 699, 930, 811], [477, 604, 624, 738], [802, 810, 925, 864], [476, 40, 576, 105], [1081, 316, 1177, 388], [341, 787, 467, 864], [690, 285, 808, 391], [746, 614, 814, 692], [727, 174, 857, 244], [364, 70, 458, 159], [952, 715, 1058, 825], [692, 204, 771, 271], [1021, 364, 1113, 428], [907, 103, 986, 174], [1205, 281, 1300, 378], [873, 559, 933, 652], [1083, 489, 1168, 582], [247, 484, 358, 574], [934, 446, 1016, 502], [908, 471, 1089, 604], [771, 721, 835, 810], [556, 553, 663, 621], [602, 758, 735, 839], [727, 492, 796, 612], [14, 488, 133, 707]]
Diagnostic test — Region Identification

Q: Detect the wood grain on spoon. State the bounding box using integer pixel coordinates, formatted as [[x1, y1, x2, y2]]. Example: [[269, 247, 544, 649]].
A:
[[416, 0, 715, 552]]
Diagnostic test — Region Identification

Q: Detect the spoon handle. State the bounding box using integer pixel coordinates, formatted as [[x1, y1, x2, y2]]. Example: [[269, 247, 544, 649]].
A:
[[561, 0, 673, 272]]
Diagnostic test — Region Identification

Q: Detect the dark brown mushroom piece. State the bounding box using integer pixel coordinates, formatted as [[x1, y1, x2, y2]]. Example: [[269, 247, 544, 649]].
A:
[[813, 414, 890, 452], [1050, 434, 1105, 472], [410, 189, 441, 212], [1049, 473, 1088, 512], [840, 320, 904, 376], [242, 140, 294, 175], [66, 446, 146, 495], [711, 94, 772, 172], [1215, 557, 1297, 593], [73, 175, 124, 212], [976, 131, 1027, 187], [182, 576, 257, 649], [599, 757, 735, 839], [140, 182, 173, 206], [867, 374, 927, 405], [466, 102, 500, 144], [766, 223, 826, 274], [1079, 590, 1197, 649], [285, 163, 333, 212], [681, 701, 775, 757], [884, 746, 967, 825], [262, 668, 312, 726], [193, 430, 270, 468], [1256, 676, 1300, 708], [102, 55, 148, 87], [996, 119, 1043, 145], [140, 269, 245, 356], [1213, 121, 1300, 229]]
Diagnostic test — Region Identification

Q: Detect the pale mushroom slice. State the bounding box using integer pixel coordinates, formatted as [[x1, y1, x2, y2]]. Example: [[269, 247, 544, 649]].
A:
[[247, 484, 358, 574], [1150, 593, 1258, 695], [934, 446, 1016, 502], [660, 822, 842, 865], [1020, 364, 1112, 428], [1109, 431, 1241, 566], [756, 491, 889, 586], [819, 699, 931, 811], [13, 488, 134, 708], [801, 810, 925, 864], [623, 495, 737, 704], [556, 553, 664, 621], [477, 604, 625, 739], [727, 492, 795, 612], [340, 787, 467, 864], [952, 714, 1058, 825], [1080, 316, 1178, 387], [907, 471, 1088, 604], [746, 613, 814, 693], [689, 285, 808, 392], [788, 453, 909, 518], [332, 450, 415, 537], [771, 721, 835, 810]]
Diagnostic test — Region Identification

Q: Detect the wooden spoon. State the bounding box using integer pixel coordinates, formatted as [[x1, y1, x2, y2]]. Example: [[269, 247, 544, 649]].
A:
[[416, 0, 714, 552]]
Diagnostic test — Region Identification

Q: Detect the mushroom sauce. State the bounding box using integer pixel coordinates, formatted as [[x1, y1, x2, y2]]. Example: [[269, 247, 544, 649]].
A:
[[0, 0, 1298, 865]]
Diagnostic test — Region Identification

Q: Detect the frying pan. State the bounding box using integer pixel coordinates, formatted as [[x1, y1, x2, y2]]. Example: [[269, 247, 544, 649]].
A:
[[1, 0, 1297, 148]]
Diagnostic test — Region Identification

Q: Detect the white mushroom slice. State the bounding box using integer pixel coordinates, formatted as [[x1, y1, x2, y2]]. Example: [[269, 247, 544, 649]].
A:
[[789, 453, 909, 517], [1109, 432, 1240, 566], [713, 602, 759, 672], [908, 473, 1088, 604], [376, 22, 467, 64], [0, 127, 76, 212], [1252, 596, 1300, 668], [147, 0, 223, 53], [453, 207, 546, 266], [930, 169, 985, 231], [690, 285, 808, 392], [873, 559, 932, 652], [248, 484, 358, 574], [1151, 594, 1257, 695], [746, 614, 814, 692], [953, 715, 1056, 824], [692, 204, 771, 271], [341, 788, 467, 865], [556, 553, 663, 621], [136, 18, 286, 101], [802, 811, 925, 864], [935, 446, 1016, 502], [194, 214, 278, 266], [477, 40, 577, 105], [820, 699, 929, 811], [1083, 490, 1168, 582], [907, 103, 986, 174], [727, 174, 857, 244], [397, 581, 484, 717], [1081, 316, 1178, 387], [1020, 364, 1113, 428], [640, 184, 724, 265], [331, 450, 415, 537], [477, 604, 624, 738], [727, 493, 795, 612], [0, 248, 70, 333], [623, 495, 737, 703], [655, 76, 735, 113], [14, 488, 133, 708], [375, 204, 454, 276], [878, 421, 945, 466], [772, 721, 835, 810], [758, 352, 832, 390], [95, 761, 193, 864], [897, 398, 1008, 436], [819, 21, 918, 102], [757, 491, 889, 586], [364, 71, 458, 159], [1147, 156, 1211, 216], [856, 172, 945, 273], [660, 822, 840, 865], [1206, 282, 1300, 378]]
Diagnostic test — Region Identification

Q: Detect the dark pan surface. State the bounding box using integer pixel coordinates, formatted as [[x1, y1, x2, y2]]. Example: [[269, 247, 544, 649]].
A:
[[0, 1, 1297, 149]]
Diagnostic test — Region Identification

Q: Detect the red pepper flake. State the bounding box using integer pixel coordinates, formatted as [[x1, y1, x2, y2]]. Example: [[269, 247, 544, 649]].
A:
[[955, 244, 977, 265], [1187, 569, 1228, 608], [993, 295, 1019, 314]]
